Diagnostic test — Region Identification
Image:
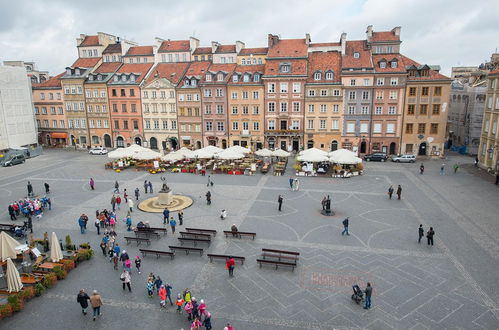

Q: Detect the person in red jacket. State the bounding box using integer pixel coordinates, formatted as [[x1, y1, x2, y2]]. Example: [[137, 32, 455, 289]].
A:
[[115, 195, 121, 210], [159, 285, 166, 308], [225, 257, 235, 277]]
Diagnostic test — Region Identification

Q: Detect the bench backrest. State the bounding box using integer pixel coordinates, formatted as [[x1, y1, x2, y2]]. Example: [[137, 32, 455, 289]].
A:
[[262, 248, 299, 256]]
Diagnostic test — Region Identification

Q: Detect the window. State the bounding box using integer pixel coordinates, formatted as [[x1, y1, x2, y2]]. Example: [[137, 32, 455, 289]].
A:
[[293, 83, 301, 93], [243, 74, 250, 82], [422, 87, 429, 96], [333, 89, 340, 96], [350, 79, 356, 86], [232, 121, 239, 130], [380, 61, 386, 69], [87, 105, 93, 112], [112, 104, 118, 112], [57, 93, 61, 100], [172, 121, 177, 129], [353, 52, 360, 58], [253, 106, 259, 114], [43, 119, 49, 128], [390, 61, 398, 68], [242, 122, 249, 130], [386, 123, 395, 133], [154, 120, 160, 129], [308, 104, 315, 112], [120, 89, 126, 96], [60, 120, 65, 128], [41, 107, 47, 114], [253, 122, 259, 130], [349, 91, 356, 100], [242, 91, 248, 99], [326, 71, 333, 80], [216, 105, 224, 114], [320, 119, 326, 129], [434, 87, 442, 96], [406, 144, 413, 153], [80, 103, 84, 111], [376, 91, 383, 100], [390, 78, 398, 85], [389, 91, 397, 100], [268, 120, 275, 130], [348, 106, 355, 114], [333, 104, 339, 113], [293, 102, 300, 112], [346, 123, 355, 133], [420, 104, 428, 115], [253, 74, 260, 82], [364, 79, 369, 86], [216, 88, 223, 97], [361, 106, 369, 114], [280, 64, 290, 73], [205, 74, 212, 82], [121, 120, 128, 129], [85, 90, 91, 98], [375, 106, 382, 114], [253, 91, 259, 99], [268, 83, 275, 93], [205, 122, 213, 131], [122, 104, 127, 112], [204, 89, 212, 97], [217, 73, 223, 81], [232, 74, 238, 82], [376, 78, 384, 86], [332, 119, 339, 129], [314, 72, 321, 80], [373, 123, 382, 133], [280, 102, 288, 112], [307, 119, 314, 129], [417, 123, 425, 134], [406, 123, 413, 134], [74, 119, 80, 128], [408, 104, 415, 115], [320, 104, 327, 113], [308, 90, 316, 97], [388, 106, 396, 114], [205, 105, 211, 114], [409, 87, 417, 96], [57, 107, 63, 114], [89, 120, 95, 128], [430, 123, 438, 134], [231, 92, 237, 99], [319, 89, 327, 96], [291, 120, 299, 130], [97, 120, 102, 128], [114, 120, 119, 129], [242, 106, 249, 114], [232, 106, 238, 114], [362, 91, 369, 100], [280, 83, 288, 93], [217, 122, 224, 131], [432, 104, 440, 115], [268, 102, 275, 112]]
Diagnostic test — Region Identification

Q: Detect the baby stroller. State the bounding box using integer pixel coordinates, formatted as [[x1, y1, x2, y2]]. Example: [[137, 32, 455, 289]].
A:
[[351, 284, 364, 304]]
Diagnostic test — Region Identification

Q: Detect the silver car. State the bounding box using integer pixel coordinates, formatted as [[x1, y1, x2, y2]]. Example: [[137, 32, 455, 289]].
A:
[[391, 154, 416, 163]]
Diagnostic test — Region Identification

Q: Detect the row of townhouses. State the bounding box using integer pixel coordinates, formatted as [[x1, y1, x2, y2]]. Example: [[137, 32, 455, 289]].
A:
[[31, 27, 453, 156]]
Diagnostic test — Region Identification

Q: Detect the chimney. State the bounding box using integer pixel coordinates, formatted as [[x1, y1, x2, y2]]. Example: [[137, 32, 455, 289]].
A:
[[366, 25, 373, 41], [268, 34, 279, 48], [189, 36, 200, 53], [211, 41, 219, 53], [236, 40, 245, 54], [391, 26, 401, 37], [305, 33, 311, 46], [117, 37, 121, 44], [76, 34, 86, 47], [340, 32, 347, 55]]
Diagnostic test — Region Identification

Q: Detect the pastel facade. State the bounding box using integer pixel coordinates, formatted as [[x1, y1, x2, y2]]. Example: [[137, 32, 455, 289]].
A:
[[478, 69, 499, 169], [157, 38, 199, 63]]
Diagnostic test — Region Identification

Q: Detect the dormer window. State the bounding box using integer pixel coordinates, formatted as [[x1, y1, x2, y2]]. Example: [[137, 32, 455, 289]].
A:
[[253, 74, 260, 82], [191, 79, 197, 87], [421, 70, 429, 77], [380, 61, 386, 69], [66, 68, 71, 75], [206, 74, 212, 82], [243, 74, 249, 82], [241, 59, 246, 65], [325, 71, 334, 80], [97, 75, 102, 81], [75, 68, 80, 75], [390, 61, 398, 68], [217, 73, 223, 81], [232, 74, 238, 82], [409, 70, 416, 77], [353, 52, 360, 58], [89, 75, 94, 81], [314, 72, 321, 80], [114, 75, 119, 82], [184, 79, 190, 86], [121, 75, 126, 82], [130, 75, 136, 82], [279, 63, 291, 73]]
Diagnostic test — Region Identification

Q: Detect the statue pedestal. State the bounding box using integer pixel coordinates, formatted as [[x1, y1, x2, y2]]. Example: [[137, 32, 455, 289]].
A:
[[157, 190, 172, 206], [321, 208, 335, 216]]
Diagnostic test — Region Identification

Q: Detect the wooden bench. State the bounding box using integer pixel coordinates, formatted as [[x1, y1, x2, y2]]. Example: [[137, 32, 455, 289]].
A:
[[0, 223, 15, 232], [261, 253, 299, 262], [257, 259, 296, 271], [124, 236, 151, 246], [178, 237, 211, 246], [179, 231, 211, 239], [185, 228, 217, 237], [168, 245, 203, 256], [134, 231, 160, 239], [223, 231, 256, 240], [261, 248, 300, 257], [139, 249, 175, 260], [207, 254, 245, 265], [148, 227, 168, 235]]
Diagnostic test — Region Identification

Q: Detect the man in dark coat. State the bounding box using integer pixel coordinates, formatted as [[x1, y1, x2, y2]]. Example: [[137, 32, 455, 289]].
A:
[[342, 217, 350, 235], [396, 185, 402, 200], [163, 208, 170, 224], [388, 186, 394, 199], [364, 282, 372, 309], [8, 204, 16, 220], [418, 224, 424, 243], [76, 289, 90, 315], [27, 181, 33, 197], [427, 227, 435, 246], [278, 195, 283, 211], [44, 182, 50, 193]]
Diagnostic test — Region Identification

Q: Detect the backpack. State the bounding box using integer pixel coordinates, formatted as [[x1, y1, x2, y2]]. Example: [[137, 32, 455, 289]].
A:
[[184, 302, 192, 313]]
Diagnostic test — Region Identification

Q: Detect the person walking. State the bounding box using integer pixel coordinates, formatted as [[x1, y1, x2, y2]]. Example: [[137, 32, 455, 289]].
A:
[[78, 215, 86, 234], [289, 177, 294, 189], [76, 289, 90, 315], [321, 196, 327, 211], [163, 208, 170, 225], [278, 195, 283, 211], [342, 217, 350, 236], [165, 283, 173, 306], [178, 210, 184, 226], [203, 311, 212, 330], [420, 163, 425, 175], [147, 181, 153, 193], [134, 188, 140, 201], [388, 185, 394, 199], [418, 224, 424, 243], [99, 241, 107, 256], [110, 195, 116, 212], [226, 256, 235, 277], [89, 290, 103, 321], [364, 282, 372, 310], [453, 163, 459, 174], [135, 256, 142, 274], [175, 294, 184, 313], [44, 182, 50, 194], [94, 218, 101, 235], [144, 180, 148, 194], [114, 181, 120, 194], [27, 181, 33, 197], [116, 195, 121, 210], [427, 227, 435, 246], [474, 156, 479, 167], [127, 198, 134, 212], [123, 189, 128, 202], [126, 215, 132, 231], [440, 164, 445, 175], [396, 185, 402, 200], [89, 178, 95, 190], [170, 218, 177, 235], [220, 209, 227, 220], [8, 204, 16, 221], [206, 191, 211, 205], [120, 270, 132, 292], [293, 178, 300, 191], [158, 284, 166, 306], [207, 175, 212, 187], [120, 250, 129, 269]]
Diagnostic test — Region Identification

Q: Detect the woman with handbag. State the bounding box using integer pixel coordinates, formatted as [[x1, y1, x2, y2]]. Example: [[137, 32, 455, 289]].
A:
[[120, 270, 132, 292]]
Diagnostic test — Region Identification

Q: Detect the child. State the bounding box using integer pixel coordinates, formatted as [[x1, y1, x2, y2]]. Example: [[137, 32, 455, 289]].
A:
[[176, 294, 185, 313], [135, 256, 141, 274], [112, 252, 118, 270], [191, 317, 202, 330], [147, 280, 154, 298], [203, 312, 212, 330], [154, 276, 163, 294], [159, 285, 166, 308], [124, 258, 132, 272], [184, 300, 193, 321]]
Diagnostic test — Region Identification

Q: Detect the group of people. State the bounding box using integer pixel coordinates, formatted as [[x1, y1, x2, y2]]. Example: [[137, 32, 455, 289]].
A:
[[8, 196, 51, 220], [418, 224, 436, 246], [387, 185, 402, 200], [288, 177, 300, 191]]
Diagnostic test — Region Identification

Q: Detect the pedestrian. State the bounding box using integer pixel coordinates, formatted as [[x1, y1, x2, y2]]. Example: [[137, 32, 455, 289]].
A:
[[78, 215, 86, 234], [112, 252, 119, 270], [154, 276, 163, 294], [278, 195, 283, 211], [175, 294, 184, 313], [163, 208, 170, 224], [226, 256, 235, 277], [44, 182, 50, 194], [159, 284, 166, 306], [126, 215, 132, 231], [144, 180, 148, 194], [220, 209, 227, 220], [111, 195, 116, 212], [8, 204, 16, 221], [99, 241, 107, 256], [27, 216, 33, 233], [418, 224, 424, 243], [123, 189, 128, 202], [89, 178, 95, 190], [321, 196, 327, 210], [453, 163, 459, 173], [396, 185, 402, 200], [440, 164, 445, 175], [293, 178, 300, 191], [27, 181, 33, 197], [474, 156, 479, 167], [427, 227, 435, 246], [388, 185, 394, 199], [420, 163, 425, 175], [94, 218, 100, 235], [165, 283, 173, 305], [134, 188, 140, 201], [207, 175, 212, 187], [170, 218, 177, 234], [496, 171, 499, 185], [135, 256, 141, 274], [120, 270, 132, 292], [191, 297, 199, 320], [127, 198, 134, 212], [47, 197, 52, 210], [89, 290, 103, 321], [230, 224, 238, 237], [178, 210, 184, 226], [184, 300, 193, 321], [120, 250, 129, 268], [342, 217, 350, 236], [114, 181, 119, 193], [203, 311, 212, 330], [224, 323, 234, 330], [191, 317, 202, 330], [148, 181, 153, 193], [364, 282, 372, 310], [76, 289, 90, 315], [206, 191, 211, 205], [116, 195, 121, 210], [124, 258, 132, 272], [289, 177, 293, 189], [147, 279, 154, 298]]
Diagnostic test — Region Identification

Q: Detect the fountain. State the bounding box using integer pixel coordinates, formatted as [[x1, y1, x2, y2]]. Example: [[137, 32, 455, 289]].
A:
[[138, 182, 193, 213]]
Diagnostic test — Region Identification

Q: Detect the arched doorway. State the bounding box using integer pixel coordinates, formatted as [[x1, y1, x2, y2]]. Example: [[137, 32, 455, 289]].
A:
[[104, 134, 112, 148], [360, 141, 367, 154], [389, 142, 396, 155], [208, 140, 216, 146], [331, 140, 338, 151], [169, 137, 178, 150], [150, 137, 158, 150], [196, 141, 202, 149], [116, 136, 125, 148], [222, 139, 227, 149], [418, 142, 427, 156], [307, 140, 314, 149], [135, 137, 142, 145]]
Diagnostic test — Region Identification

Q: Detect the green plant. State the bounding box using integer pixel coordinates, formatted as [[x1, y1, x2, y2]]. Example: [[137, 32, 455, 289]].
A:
[[79, 243, 91, 249], [65, 235, 73, 250], [7, 294, 23, 312], [53, 266, 67, 280], [42, 273, 57, 288], [61, 259, 75, 272], [0, 303, 13, 319], [21, 287, 35, 300], [34, 283, 45, 297]]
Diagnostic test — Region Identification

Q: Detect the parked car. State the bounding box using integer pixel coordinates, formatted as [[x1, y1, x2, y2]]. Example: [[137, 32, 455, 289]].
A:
[[391, 154, 416, 163], [2, 154, 26, 166], [89, 147, 108, 155], [363, 152, 388, 162]]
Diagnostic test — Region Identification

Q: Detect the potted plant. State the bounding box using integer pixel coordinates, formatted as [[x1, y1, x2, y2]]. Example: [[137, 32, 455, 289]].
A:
[[61, 259, 75, 272], [65, 235, 74, 251], [34, 283, 45, 297], [7, 294, 24, 312], [21, 287, 35, 301], [42, 273, 57, 288], [0, 304, 13, 319], [53, 265, 67, 280]]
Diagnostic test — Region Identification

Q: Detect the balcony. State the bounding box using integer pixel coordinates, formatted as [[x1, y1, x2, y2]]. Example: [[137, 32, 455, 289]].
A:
[[264, 129, 301, 136], [241, 129, 250, 137]]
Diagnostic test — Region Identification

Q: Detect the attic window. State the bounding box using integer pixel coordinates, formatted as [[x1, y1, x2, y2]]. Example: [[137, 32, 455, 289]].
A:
[[391, 61, 398, 68], [380, 61, 386, 69], [121, 75, 126, 82], [253, 74, 260, 82], [314, 72, 321, 80], [217, 73, 223, 81], [279, 63, 291, 73], [232, 74, 238, 82], [353, 52, 360, 59], [421, 70, 429, 77], [97, 75, 102, 81], [130, 75, 136, 82], [409, 70, 416, 77], [184, 79, 190, 86], [88, 75, 94, 81], [243, 74, 249, 82], [114, 75, 119, 82], [325, 71, 334, 80], [191, 79, 197, 87], [206, 74, 212, 82], [75, 68, 81, 75]]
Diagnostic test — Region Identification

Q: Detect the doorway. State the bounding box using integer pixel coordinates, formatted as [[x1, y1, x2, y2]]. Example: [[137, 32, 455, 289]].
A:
[[292, 140, 299, 152], [116, 136, 125, 148], [307, 140, 314, 149], [331, 140, 338, 151], [389, 142, 396, 155], [170, 138, 178, 150], [360, 141, 367, 154], [135, 137, 142, 145], [196, 141, 202, 149], [208, 140, 216, 146], [46, 135, 51, 146], [418, 142, 427, 156], [222, 139, 227, 149], [280, 141, 287, 150], [104, 134, 112, 148], [149, 137, 158, 150]]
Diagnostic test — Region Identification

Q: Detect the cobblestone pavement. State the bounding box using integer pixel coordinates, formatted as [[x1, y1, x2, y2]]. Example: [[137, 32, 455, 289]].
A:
[[0, 150, 498, 329]]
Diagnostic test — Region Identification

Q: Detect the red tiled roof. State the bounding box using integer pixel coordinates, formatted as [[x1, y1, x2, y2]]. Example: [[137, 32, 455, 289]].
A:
[[400, 55, 451, 81], [125, 46, 154, 56], [342, 40, 372, 69], [238, 47, 268, 55], [114, 63, 154, 83], [192, 47, 212, 55], [158, 40, 190, 52], [203, 63, 237, 82], [214, 45, 236, 54], [94, 62, 122, 73], [309, 42, 340, 47], [372, 54, 406, 73], [371, 31, 400, 42], [490, 68, 499, 76], [72, 57, 101, 68], [231, 65, 265, 84], [33, 72, 64, 88], [79, 35, 100, 46], [177, 61, 211, 87], [264, 59, 308, 76], [307, 52, 341, 83], [267, 38, 308, 58], [102, 43, 122, 54], [145, 63, 190, 84]]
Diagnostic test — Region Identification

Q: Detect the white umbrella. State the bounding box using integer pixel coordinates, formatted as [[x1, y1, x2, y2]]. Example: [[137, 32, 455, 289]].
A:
[[0, 231, 19, 262], [133, 149, 162, 160], [255, 148, 273, 157], [272, 149, 290, 157], [108, 144, 160, 159], [189, 149, 214, 159], [299, 147, 328, 156], [329, 149, 363, 164], [201, 146, 223, 154], [6, 257, 22, 293], [216, 149, 245, 160], [161, 153, 184, 162], [50, 232, 63, 263], [297, 154, 330, 162], [175, 147, 193, 156], [227, 145, 251, 154]]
